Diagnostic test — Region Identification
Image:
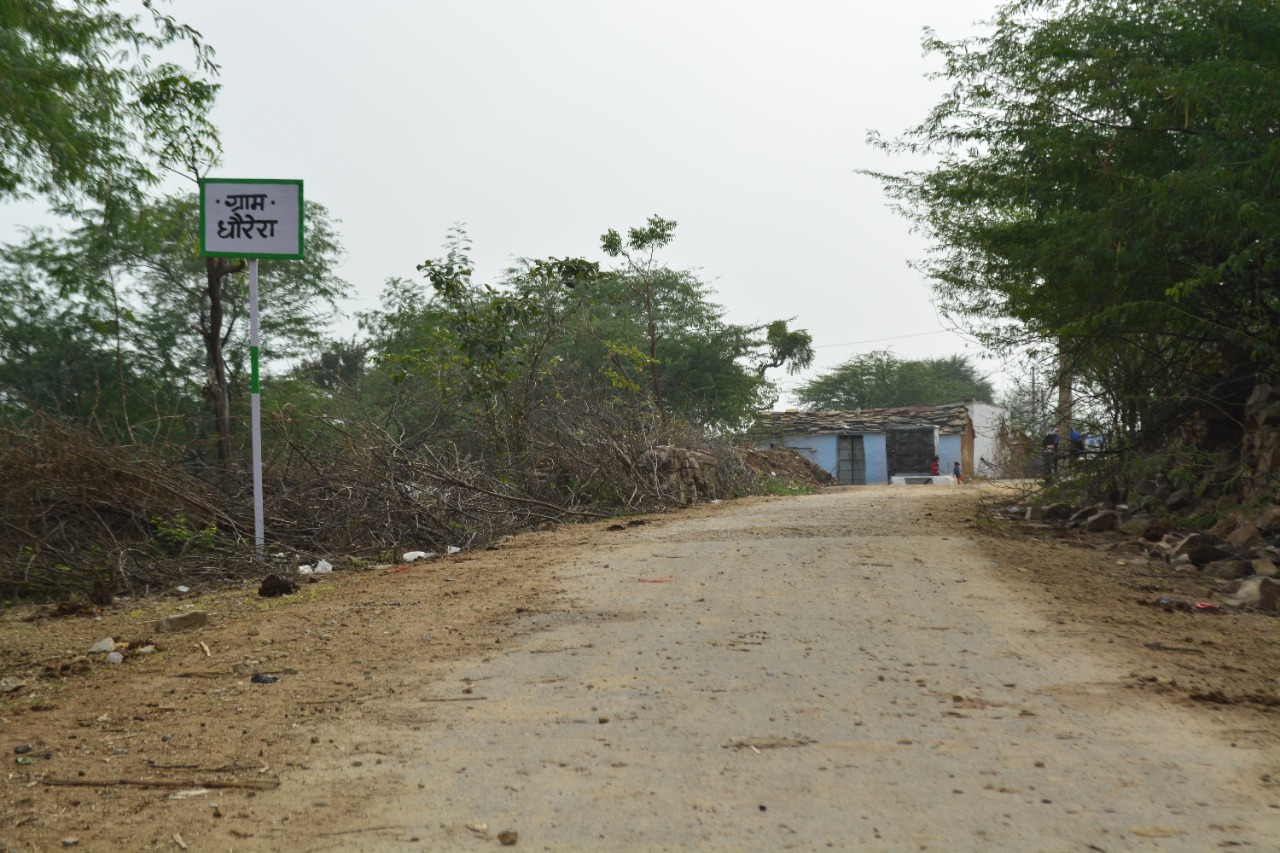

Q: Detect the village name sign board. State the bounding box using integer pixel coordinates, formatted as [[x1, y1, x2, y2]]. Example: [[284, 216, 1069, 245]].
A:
[[199, 178, 304, 259], [198, 177, 305, 547]]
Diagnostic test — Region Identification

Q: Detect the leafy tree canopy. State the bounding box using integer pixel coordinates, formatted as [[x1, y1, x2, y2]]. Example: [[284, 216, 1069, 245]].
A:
[[362, 219, 815, 434], [0, 194, 349, 444], [864, 0, 1280, 440], [0, 0, 220, 205], [795, 350, 994, 410]]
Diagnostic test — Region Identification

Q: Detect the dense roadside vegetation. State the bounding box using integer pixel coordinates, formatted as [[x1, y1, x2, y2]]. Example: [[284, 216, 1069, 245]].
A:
[[866, 0, 1280, 513], [0, 4, 818, 603]]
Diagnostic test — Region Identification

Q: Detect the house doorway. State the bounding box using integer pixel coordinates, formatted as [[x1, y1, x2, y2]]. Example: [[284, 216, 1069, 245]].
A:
[[887, 426, 937, 478], [836, 435, 866, 485]]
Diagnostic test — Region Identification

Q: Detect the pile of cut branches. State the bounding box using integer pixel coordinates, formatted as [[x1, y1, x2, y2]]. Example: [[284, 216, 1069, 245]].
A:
[[1, 406, 768, 602]]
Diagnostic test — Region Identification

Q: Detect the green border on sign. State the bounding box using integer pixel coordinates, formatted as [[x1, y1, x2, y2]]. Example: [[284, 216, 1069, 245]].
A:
[[199, 178, 305, 259]]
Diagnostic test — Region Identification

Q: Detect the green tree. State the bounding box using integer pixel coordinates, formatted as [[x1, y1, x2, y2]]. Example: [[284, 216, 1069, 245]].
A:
[[0, 195, 350, 456], [795, 350, 994, 410], [595, 216, 812, 427], [0, 0, 220, 205], [362, 220, 815, 441], [864, 0, 1280, 446], [754, 320, 815, 377], [0, 231, 133, 425]]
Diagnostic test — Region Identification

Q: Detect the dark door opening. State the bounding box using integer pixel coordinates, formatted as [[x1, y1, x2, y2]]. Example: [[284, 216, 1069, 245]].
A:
[[886, 426, 937, 478], [836, 435, 866, 485]]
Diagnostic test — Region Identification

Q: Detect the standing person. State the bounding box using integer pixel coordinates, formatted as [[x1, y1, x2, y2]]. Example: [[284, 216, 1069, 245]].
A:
[[930, 456, 940, 476], [952, 461, 962, 483]]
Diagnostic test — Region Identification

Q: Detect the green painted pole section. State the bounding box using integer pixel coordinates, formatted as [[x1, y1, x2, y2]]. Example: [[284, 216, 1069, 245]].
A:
[[249, 259, 264, 548]]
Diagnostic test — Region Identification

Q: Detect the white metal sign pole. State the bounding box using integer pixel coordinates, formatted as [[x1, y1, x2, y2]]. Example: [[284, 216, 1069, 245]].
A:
[[199, 178, 303, 551], [249, 258, 265, 547]]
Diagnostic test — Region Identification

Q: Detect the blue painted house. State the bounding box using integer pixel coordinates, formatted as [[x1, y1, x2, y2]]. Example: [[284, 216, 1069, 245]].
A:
[[751, 403, 992, 486]]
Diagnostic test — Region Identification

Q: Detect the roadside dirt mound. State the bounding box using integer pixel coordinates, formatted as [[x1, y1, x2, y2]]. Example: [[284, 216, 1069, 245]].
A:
[[738, 445, 834, 486], [972, 491, 1280, 712]]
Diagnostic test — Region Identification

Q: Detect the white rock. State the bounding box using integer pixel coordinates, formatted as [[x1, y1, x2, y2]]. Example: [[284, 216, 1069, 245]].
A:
[[105, 651, 123, 665], [88, 638, 115, 654]]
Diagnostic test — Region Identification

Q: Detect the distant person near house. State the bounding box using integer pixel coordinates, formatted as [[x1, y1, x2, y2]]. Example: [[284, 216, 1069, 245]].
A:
[[930, 456, 940, 476], [953, 461, 962, 483], [1070, 429, 1084, 455]]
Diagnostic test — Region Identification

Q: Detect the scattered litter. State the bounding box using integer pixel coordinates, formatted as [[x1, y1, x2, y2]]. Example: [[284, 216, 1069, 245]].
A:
[[175, 585, 190, 593], [497, 829, 518, 846], [251, 674, 280, 684], [88, 638, 115, 654], [1194, 601, 1221, 613], [402, 551, 435, 562], [447, 546, 461, 555], [14, 745, 32, 755], [147, 611, 209, 633], [467, 822, 488, 834], [16, 755, 37, 765], [168, 789, 210, 800], [137, 645, 157, 655], [391, 565, 412, 573], [199, 641, 211, 657], [297, 565, 313, 575], [727, 736, 815, 750], [61, 839, 79, 849], [173, 832, 188, 850], [105, 652, 123, 665], [638, 576, 674, 583], [313, 559, 333, 574], [1154, 596, 1192, 611]]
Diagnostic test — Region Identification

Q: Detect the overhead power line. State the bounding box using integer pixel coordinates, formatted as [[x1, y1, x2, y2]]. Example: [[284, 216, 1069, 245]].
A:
[[813, 330, 955, 350]]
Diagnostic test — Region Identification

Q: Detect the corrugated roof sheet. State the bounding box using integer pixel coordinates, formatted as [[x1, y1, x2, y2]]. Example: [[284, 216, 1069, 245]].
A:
[[750, 403, 970, 436]]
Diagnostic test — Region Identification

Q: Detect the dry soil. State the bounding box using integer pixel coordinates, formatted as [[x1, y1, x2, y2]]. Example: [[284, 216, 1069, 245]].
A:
[[2, 485, 1279, 851]]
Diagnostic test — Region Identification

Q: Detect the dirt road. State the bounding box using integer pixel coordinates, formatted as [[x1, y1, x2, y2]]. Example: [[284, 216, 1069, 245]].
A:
[[291, 487, 1280, 851], [6, 486, 1280, 851]]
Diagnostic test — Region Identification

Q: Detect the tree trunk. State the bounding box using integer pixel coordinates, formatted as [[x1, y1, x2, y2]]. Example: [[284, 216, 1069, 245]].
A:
[[643, 289, 665, 423], [1055, 344, 1072, 476], [204, 257, 244, 466]]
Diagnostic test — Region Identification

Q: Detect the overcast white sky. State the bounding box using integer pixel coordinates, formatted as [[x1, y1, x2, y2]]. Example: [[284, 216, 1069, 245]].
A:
[[5, 0, 1006, 401]]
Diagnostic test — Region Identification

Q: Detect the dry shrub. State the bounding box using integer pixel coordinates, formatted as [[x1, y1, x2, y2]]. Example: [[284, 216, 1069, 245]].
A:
[[1, 400, 768, 602], [0, 416, 254, 602]]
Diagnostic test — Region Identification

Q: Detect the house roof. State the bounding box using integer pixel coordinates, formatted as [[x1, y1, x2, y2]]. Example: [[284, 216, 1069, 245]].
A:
[[750, 403, 971, 436]]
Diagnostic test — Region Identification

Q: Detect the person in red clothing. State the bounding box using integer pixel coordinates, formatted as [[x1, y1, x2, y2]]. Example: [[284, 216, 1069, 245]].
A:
[[930, 456, 940, 476]]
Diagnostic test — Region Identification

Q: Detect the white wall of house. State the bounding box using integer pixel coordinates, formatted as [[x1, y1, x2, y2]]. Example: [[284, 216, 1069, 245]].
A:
[[964, 401, 1007, 477]]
